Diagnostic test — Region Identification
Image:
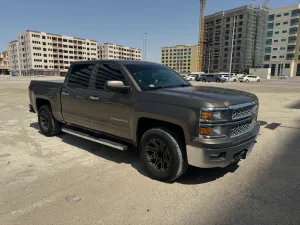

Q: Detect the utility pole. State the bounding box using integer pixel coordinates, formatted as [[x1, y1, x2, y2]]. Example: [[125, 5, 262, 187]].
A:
[[228, 14, 236, 82], [208, 45, 211, 73], [143, 32, 148, 61], [16, 42, 21, 76]]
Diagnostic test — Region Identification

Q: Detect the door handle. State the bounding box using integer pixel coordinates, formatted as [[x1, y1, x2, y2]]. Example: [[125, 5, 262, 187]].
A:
[[62, 91, 70, 96], [90, 96, 100, 101]]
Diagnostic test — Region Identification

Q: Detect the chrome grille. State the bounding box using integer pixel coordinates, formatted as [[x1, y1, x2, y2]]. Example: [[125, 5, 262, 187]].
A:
[[232, 104, 256, 120], [230, 120, 256, 137]]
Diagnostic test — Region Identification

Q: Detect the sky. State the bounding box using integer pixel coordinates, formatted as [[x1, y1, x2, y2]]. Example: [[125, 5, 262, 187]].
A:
[[0, 0, 298, 62]]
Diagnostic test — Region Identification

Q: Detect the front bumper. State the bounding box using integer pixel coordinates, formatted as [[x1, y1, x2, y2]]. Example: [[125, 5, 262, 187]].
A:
[[29, 104, 35, 113], [186, 124, 260, 168]]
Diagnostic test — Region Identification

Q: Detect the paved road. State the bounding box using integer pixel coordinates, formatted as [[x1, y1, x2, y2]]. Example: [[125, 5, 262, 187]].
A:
[[0, 79, 299, 225]]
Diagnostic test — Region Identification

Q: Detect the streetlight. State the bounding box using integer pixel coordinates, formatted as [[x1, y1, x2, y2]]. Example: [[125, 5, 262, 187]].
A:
[[228, 14, 236, 82], [143, 32, 148, 61]]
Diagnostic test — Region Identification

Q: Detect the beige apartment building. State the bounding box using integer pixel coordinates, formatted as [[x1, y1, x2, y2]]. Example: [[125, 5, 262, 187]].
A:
[[8, 30, 98, 76], [0, 51, 9, 73], [160, 45, 198, 73], [98, 43, 142, 60], [263, 3, 300, 77]]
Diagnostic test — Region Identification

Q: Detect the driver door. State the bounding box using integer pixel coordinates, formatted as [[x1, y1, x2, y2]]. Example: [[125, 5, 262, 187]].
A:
[[88, 63, 134, 140]]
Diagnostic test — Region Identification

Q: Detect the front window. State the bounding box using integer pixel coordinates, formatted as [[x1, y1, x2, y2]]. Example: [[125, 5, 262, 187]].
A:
[[124, 63, 190, 90]]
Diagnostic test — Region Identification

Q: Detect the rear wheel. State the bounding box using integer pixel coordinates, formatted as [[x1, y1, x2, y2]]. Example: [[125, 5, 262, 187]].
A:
[[257, 79, 261, 82], [202, 79, 206, 82], [139, 128, 187, 181], [233, 79, 237, 82], [38, 105, 61, 137], [246, 79, 249, 82]]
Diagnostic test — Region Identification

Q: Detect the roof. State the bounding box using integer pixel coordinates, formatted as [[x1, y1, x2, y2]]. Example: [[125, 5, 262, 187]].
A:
[[71, 60, 160, 66]]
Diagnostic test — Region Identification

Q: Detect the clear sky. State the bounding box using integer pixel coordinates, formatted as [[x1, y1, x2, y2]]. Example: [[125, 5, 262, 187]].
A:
[[0, 0, 298, 62]]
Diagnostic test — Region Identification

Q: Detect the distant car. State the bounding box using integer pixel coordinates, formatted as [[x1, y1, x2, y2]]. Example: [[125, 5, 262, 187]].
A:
[[199, 74, 227, 83], [219, 74, 238, 82], [195, 74, 207, 81], [185, 74, 198, 81], [239, 75, 261, 82]]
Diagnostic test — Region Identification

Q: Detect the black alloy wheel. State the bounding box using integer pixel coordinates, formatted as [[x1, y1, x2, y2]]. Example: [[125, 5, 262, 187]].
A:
[[145, 137, 171, 172]]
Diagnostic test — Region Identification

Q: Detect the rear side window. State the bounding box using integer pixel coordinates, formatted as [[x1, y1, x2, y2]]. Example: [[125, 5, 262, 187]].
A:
[[94, 63, 125, 90], [68, 64, 94, 88]]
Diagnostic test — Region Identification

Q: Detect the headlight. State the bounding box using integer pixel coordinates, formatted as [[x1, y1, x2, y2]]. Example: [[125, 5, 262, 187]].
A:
[[200, 107, 228, 121], [199, 126, 227, 137]]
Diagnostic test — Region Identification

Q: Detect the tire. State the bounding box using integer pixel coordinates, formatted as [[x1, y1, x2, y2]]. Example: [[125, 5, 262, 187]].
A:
[[139, 128, 187, 181], [246, 79, 249, 82], [257, 79, 260, 82], [202, 79, 206, 82], [233, 79, 237, 82], [38, 105, 61, 137], [216, 79, 220, 83]]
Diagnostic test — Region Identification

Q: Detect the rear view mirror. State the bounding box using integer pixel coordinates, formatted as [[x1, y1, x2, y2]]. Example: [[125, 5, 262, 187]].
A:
[[105, 81, 131, 94]]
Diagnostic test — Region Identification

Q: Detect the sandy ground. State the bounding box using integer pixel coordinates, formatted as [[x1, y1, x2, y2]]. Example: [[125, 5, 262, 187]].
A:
[[0, 78, 300, 225]]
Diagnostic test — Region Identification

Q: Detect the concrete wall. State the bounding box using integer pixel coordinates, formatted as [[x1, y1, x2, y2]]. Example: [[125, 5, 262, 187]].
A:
[[249, 68, 271, 79]]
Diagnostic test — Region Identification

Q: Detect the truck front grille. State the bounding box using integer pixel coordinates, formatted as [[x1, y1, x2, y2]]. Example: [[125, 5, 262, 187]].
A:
[[230, 119, 256, 137], [231, 103, 256, 120]]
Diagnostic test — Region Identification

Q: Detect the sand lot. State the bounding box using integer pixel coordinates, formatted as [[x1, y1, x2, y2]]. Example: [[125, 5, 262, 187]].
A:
[[0, 77, 300, 225]]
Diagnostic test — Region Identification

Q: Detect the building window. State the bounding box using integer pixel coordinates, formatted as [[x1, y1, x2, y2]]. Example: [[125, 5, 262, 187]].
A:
[[280, 47, 286, 50], [268, 14, 275, 21], [284, 12, 289, 16], [275, 31, 279, 34], [291, 9, 300, 17], [276, 14, 281, 17], [283, 21, 288, 25], [289, 27, 298, 35], [264, 55, 271, 61], [285, 64, 290, 68], [272, 56, 277, 59], [286, 54, 294, 60], [281, 39, 286, 42], [296, 64, 300, 76], [267, 23, 274, 29], [282, 30, 287, 33], [267, 31, 273, 37], [273, 48, 278, 51], [266, 39, 272, 45], [275, 23, 280, 26], [274, 40, 278, 43], [271, 64, 276, 76], [290, 18, 299, 26]]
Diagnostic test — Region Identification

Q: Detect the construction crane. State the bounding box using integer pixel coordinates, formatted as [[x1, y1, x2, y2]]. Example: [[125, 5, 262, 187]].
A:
[[263, 0, 270, 7], [197, 0, 206, 72]]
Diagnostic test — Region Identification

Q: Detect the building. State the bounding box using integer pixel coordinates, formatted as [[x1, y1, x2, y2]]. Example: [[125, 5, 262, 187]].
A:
[[263, 4, 300, 77], [98, 43, 142, 60], [203, 5, 268, 73], [0, 51, 9, 74], [160, 45, 198, 73], [7, 30, 98, 76]]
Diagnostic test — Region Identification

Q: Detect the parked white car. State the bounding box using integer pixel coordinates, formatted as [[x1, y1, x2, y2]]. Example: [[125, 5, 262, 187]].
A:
[[239, 75, 261, 82], [219, 74, 238, 82], [185, 74, 197, 81]]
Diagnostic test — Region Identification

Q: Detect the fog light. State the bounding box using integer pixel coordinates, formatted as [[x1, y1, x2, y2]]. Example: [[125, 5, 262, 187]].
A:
[[200, 127, 211, 135], [210, 152, 226, 159]]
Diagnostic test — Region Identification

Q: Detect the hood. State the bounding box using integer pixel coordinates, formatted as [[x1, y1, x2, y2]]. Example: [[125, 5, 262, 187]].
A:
[[138, 86, 257, 108]]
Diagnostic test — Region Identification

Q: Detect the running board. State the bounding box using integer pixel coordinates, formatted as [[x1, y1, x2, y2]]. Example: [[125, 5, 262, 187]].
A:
[[62, 128, 127, 151]]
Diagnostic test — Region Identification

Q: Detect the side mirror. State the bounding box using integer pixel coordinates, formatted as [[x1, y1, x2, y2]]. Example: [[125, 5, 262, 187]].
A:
[[105, 81, 131, 94]]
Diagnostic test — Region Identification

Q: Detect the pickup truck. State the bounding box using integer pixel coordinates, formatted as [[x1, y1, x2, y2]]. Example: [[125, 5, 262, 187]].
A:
[[29, 60, 260, 181]]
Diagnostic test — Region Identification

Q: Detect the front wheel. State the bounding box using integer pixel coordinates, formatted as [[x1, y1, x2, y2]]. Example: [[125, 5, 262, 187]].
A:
[[216, 79, 220, 83], [257, 79, 261, 82], [246, 79, 249, 82], [38, 105, 61, 137], [202, 79, 206, 82], [139, 128, 187, 181]]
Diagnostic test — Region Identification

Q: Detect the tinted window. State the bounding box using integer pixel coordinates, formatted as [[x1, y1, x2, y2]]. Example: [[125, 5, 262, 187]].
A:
[[68, 63, 94, 88], [94, 63, 125, 90]]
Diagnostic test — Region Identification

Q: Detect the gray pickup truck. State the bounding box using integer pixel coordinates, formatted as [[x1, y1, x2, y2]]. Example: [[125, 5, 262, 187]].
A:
[[29, 60, 260, 181]]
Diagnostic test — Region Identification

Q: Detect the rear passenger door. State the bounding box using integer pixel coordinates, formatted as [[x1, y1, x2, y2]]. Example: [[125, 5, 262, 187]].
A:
[[61, 63, 94, 128]]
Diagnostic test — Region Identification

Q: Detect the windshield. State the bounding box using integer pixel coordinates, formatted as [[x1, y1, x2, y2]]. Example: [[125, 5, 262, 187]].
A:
[[124, 63, 190, 90]]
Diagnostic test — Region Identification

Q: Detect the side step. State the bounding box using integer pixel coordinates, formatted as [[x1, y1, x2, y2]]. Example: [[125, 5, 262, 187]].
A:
[[61, 128, 127, 151]]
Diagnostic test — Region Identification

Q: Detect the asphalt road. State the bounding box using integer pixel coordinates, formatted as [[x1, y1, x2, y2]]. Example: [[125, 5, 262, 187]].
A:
[[0, 78, 299, 225]]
